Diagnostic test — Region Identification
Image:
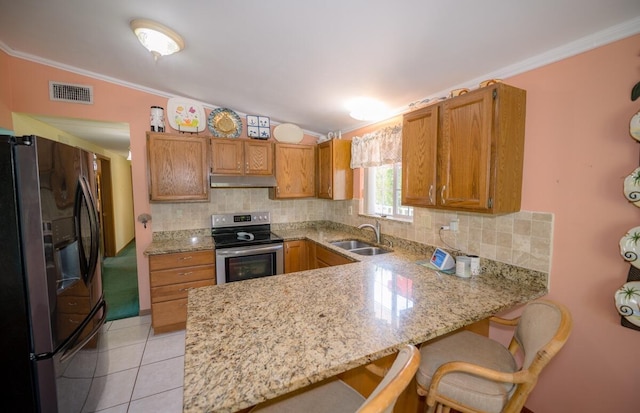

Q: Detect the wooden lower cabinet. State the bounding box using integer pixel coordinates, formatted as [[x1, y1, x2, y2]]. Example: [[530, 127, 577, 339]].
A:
[[149, 250, 215, 333], [284, 240, 309, 273], [314, 243, 355, 268]]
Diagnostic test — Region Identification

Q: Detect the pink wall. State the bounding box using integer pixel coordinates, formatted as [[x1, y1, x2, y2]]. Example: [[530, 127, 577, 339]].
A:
[[504, 34, 640, 412], [0, 50, 13, 129], [4, 56, 164, 312], [0, 53, 317, 312]]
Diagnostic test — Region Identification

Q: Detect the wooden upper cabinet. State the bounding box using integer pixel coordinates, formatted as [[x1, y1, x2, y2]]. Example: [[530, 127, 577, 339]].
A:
[[401, 83, 526, 214], [402, 104, 439, 207], [245, 140, 274, 175], [317, 139, 353, 200], [211, 138, 273, 176], [270, 143, 316, 199], [147, 132, 209, 202]]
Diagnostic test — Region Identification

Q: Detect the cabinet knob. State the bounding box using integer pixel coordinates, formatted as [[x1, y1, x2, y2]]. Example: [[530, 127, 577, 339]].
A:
[[246, 162, 249, 170], [428, 185, 434, 205], [328, 185, 332, 197], [440, 185, 446, 205], [178, 272, 193, 276], [237, 162, 241, 170], [179, 256, 193, 261]]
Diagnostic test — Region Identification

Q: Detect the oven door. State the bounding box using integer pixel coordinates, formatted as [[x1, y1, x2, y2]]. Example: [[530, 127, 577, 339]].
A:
[[216, 243, 284, 285]]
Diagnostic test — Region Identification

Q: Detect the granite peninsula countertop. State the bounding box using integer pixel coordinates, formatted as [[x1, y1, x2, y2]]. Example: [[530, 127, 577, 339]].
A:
[[178, 224, 548, 413]]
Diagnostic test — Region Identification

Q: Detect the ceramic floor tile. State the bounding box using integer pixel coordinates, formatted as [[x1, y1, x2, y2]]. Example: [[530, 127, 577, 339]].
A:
[[128, 387, 183, 413], [131, 356, 185, 400], [95, 342, 145, 376], [108, 315, 151, 331], [99, 323, 151, 351], [92, 316, 188, 412], [93, 403, 129, 413], [82, 368, 137, 413], [142, 331, 186, 365]]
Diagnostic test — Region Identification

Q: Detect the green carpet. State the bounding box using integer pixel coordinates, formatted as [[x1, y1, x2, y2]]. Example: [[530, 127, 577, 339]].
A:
[[103, 240, 139, 321]]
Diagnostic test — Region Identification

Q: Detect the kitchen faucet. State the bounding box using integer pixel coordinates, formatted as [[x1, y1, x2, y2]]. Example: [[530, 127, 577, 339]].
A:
[[358, 220, 381, 244]]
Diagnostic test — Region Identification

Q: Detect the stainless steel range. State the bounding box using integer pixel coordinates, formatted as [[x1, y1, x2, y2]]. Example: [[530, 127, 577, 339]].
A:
[[211, 211, 284, 285]]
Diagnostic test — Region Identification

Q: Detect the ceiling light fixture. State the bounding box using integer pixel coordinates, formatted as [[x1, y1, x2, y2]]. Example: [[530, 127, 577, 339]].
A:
[[346, 97, 389, 121], [130, 19, 184, 60]]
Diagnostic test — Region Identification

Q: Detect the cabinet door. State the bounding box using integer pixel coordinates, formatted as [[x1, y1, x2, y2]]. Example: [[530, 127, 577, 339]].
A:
[[244, 140, 273, 175], [315, 244, 354, 266], [402, 105, 438, 207], [147, 133, 209, 201], [271, 143, 316, 198], [211, 139, 243, 174], [317, 141, 333, 199], [439, 89, 493, 210], [284, 240, 308, 273], [317, 140, 353, 200]]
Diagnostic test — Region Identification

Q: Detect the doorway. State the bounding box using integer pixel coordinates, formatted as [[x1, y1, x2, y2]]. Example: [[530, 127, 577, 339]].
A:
[[95, 156, 116, 257]]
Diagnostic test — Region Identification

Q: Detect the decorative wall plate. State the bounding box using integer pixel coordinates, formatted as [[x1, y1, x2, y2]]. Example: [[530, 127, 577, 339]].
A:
[[623, 166, 640, 206], [208, 108, 242, 138], [630, 110, 640, 142], [615, 281, 640, 327], [167, 98, 206, 132], [619, 226, 640, 269], [273, 123, 303, 143]]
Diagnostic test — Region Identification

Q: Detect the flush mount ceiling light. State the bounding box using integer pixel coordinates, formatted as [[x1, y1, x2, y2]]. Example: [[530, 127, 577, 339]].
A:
[[346, 97, 389, 121], [130, 19, 184, 60]]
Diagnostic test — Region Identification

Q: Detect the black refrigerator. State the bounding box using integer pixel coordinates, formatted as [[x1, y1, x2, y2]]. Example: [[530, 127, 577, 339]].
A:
[[0, 135, 107, 412]]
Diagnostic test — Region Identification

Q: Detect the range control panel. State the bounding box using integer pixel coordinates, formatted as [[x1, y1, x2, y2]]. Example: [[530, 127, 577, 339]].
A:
[[211, 211, 271, 228]]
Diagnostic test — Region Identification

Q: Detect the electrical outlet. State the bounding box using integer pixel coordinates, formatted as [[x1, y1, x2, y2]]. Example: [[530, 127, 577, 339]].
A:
[[176, 209, 183, 218], [450, 219, 459, 232], [348, 206, 353, 215]]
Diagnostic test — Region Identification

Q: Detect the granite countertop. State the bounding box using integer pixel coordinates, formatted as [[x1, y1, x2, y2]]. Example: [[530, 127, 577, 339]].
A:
[[180, 225, 548, 413]]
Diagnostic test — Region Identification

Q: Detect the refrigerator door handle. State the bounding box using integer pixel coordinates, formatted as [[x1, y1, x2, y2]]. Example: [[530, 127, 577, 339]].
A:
[[75, 175, 100, 285]]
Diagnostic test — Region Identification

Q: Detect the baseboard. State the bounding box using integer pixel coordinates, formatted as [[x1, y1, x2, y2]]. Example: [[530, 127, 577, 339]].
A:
[[139, 308, 151, 316]]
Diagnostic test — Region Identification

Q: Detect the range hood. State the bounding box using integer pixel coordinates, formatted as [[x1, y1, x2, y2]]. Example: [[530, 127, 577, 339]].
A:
[[210, 174, 277, 188]]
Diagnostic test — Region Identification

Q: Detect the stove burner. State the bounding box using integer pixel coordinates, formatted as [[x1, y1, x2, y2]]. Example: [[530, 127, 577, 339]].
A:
[[211, 211, 283, 249]]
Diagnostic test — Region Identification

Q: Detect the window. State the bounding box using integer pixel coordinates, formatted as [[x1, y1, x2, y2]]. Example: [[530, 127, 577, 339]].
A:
[[363, 163, 413, 220]]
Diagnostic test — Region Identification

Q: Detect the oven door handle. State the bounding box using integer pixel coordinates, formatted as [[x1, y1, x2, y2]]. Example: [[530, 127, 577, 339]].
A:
[[216, 244, 283, 256]]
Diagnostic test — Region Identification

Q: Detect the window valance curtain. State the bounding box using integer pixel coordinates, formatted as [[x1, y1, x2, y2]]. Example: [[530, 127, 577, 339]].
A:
[[350, 124, 402, 169]]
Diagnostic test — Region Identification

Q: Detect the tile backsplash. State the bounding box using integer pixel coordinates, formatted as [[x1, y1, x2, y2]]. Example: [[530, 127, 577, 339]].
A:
[[150, 188, 553, 273]]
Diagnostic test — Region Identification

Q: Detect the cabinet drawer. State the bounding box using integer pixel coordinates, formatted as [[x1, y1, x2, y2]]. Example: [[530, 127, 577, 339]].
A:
[[151, 279, 215, 303], [315, 245, 354, 266], [149, 250, 214, 271], [152, 298, 188, 331], [150, 264, 214, 287]]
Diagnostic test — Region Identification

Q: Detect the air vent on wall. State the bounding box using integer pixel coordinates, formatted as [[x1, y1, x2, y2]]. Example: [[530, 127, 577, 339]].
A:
[[49, 81, 93, 104]]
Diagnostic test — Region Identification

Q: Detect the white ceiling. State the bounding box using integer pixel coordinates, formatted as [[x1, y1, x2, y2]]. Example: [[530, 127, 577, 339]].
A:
[[1, 0, 639, 157]]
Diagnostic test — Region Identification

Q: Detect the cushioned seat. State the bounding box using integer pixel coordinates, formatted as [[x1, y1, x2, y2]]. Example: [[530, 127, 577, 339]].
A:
[[250, 344, 420, 413], [416, 300, 572, 413], [416, 330, 517, 413]]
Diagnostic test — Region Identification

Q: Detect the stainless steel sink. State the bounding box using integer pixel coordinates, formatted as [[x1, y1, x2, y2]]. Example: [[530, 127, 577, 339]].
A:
[[330, 239, 374, 250], [349, 247, 391, 256]]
